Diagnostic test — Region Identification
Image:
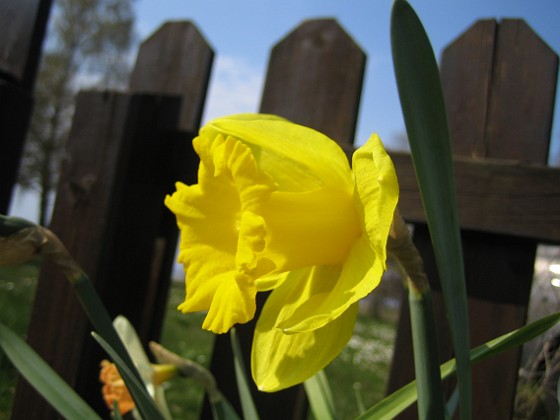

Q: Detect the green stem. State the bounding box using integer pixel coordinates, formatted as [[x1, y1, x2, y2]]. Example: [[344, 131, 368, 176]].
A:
[[408, 283, 445, 419], [389, 210, 445, 419]]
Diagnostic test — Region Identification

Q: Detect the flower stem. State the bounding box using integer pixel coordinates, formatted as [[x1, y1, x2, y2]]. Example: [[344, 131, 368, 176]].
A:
[[388, 211, 445, 419]]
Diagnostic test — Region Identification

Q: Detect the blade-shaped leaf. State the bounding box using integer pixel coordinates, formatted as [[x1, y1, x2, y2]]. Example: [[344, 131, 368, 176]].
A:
[[211, 397, 243, 420], [0, 322, 101, 420], [230, 328, 259, 420], [391, 0, 470, 417], [357, 312, 560, 419], [304, 370, 337, 420]]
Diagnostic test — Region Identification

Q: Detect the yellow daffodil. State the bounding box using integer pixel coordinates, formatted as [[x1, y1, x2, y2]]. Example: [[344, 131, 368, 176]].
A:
[[165, 114, 398, 392]]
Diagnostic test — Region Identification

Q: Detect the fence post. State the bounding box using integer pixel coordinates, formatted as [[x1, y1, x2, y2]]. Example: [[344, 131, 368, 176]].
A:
[[387, 19, 559, 418], [127, 20, 214, 342], [0, 0, 52, 213], [202, 18, 366, 420], [11, 22, 213, 418]]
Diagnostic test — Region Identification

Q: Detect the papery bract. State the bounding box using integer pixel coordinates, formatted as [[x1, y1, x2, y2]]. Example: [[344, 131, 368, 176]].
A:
[[165, 114, 398, 391]]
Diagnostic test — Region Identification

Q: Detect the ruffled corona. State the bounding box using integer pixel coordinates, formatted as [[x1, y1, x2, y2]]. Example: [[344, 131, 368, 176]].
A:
[[165, 114, 399, 390]]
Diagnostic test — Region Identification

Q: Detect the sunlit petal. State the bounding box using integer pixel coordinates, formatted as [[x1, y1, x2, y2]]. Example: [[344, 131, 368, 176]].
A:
[[269, 135, 399, 333], [252, 292, 358, 392], [204, 114, 353, 192], [276, 236, 379, 333], [353, 134, 400, 256]]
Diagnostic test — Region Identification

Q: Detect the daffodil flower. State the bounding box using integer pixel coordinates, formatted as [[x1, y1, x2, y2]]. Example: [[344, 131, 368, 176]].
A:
[[165, 114, 399, 391]]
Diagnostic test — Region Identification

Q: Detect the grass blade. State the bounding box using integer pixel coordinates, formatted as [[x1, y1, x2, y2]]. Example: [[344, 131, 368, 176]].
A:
[[391, 0, 470, 417], [0, 322, 101, 420], [304, 370, 337, 420], [230, 328, 260, 420]]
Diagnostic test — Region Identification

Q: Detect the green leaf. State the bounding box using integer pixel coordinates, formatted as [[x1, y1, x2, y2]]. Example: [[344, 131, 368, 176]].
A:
[[0, 322, 101, 420], [211, 397, 243, 420], [230, 328, 260, 420], [353, 383, 366, 415], [357, 312, 560, 419], [92, 332, 164, 420], [391, 0, 470, 418], [304, 370, 337, 420], [73, 275, 142, 379]]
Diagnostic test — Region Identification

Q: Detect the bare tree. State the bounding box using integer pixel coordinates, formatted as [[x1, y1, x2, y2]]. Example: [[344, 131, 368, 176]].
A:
[[18, 0, 135, 225]]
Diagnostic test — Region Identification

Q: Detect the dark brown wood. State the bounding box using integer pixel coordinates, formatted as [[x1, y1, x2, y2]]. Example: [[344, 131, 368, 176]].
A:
[[129, 21, 214, 132], [485, 20, 559, 161], [12, 20, 213, 419], [260, 18, 365, 146], [387, 19, 559, 419], [440, 19, 497, 158], [13, 19, 214, 418], [127, 20, 214, 342], [0, 81, 33, 214], [0, 0, 52, 213], [204, 19, 365, 420], [12, 92, 184, 418], [392, 152, 560, 243], [0, 0, 53, 87]]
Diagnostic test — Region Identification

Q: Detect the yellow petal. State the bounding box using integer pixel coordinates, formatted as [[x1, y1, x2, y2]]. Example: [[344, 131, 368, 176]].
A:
[[165, 133, 277, 333], [203, 114, 353, 193], [276, 236, 380, 333], [252, 284, 358, 392], [353, 134, 399, 255]]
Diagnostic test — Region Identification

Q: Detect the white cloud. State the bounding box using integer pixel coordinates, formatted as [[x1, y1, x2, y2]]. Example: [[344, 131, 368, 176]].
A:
[[202, 55, 265, 123]]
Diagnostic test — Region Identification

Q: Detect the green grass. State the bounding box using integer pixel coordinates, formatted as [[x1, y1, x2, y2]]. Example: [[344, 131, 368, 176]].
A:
[[325, 315, 396, 419], [159, 284, 396, 420], [0, 257, 41, 418], [158, 282, 215, 419], [0, 261, 395, 419]]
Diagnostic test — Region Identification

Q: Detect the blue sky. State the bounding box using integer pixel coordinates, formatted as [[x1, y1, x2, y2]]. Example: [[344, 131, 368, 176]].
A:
[[8, 0, 560, 222], [135, 0, 560, 158]]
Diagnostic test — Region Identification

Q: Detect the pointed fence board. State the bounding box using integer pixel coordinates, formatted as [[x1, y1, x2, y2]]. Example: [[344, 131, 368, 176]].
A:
[[203, 18, 366, 420], [129, 21, 214, 132], [127, 20, 214, 342], [260, 18, 366, 146], [387, 19, 559, 419], [12, 21, 213, 418]]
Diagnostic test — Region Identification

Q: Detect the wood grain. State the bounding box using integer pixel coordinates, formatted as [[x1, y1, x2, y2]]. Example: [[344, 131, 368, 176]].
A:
[[392, 152, 560, 243]]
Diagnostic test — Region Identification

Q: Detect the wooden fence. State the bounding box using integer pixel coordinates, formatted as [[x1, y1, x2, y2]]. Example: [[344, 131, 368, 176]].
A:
[[3, 10, 559, 420], [0, 0, 52, 214]]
